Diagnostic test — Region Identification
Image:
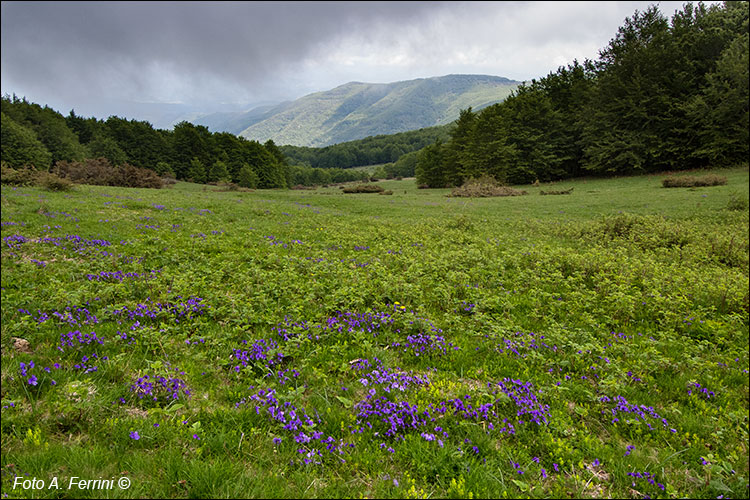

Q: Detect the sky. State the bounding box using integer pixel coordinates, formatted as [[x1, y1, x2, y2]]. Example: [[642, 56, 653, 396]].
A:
[[1, 1, 700, 124]]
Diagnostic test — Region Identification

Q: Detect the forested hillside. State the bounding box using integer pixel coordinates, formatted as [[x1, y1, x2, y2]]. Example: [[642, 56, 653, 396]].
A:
[[1, 98, 369, 188], [236, 75, 518, 147], [280, 125, 451, 170], [416, 2, 749, 187]]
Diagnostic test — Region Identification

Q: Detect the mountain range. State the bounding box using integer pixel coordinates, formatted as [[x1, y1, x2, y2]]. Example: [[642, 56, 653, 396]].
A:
[[192, 74, 519, 147]]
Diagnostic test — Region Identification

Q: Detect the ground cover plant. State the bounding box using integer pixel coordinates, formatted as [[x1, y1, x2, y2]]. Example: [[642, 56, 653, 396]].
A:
[[1, 166, 748, 498]]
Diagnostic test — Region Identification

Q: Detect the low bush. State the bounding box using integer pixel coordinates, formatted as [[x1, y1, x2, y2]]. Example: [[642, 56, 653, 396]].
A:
[[449, 176, 528, 198], [540, 187, 574, 195], [726, 192, 749, 211], [662, 174, 727, 187], [342, 184, 385, 193], [1, 163, 72, 191], [53, 158, 164, 189], [1, 163, 39, 186]]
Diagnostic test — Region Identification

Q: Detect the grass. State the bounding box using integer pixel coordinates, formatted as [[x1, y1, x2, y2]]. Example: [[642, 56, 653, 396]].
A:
[[1, 165, 748, 498]]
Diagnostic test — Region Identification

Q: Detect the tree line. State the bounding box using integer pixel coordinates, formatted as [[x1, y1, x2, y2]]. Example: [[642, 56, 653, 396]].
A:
[[416, 2, 749, 187], [279, 125, 451, 170], [1, 97, 369, 188]]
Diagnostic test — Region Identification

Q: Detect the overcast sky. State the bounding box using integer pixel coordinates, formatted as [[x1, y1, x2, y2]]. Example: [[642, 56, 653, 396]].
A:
[[2, 1, 699, 121]]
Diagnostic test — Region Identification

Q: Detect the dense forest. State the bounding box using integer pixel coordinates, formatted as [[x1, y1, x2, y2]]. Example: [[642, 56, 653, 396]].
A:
[[415, 2, 749, 187], [279, 125, 451, 170], [1, 98, 369, 188]]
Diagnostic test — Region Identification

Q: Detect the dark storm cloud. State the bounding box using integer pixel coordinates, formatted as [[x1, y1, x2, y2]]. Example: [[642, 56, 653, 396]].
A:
[[1, 1, 442, 109]]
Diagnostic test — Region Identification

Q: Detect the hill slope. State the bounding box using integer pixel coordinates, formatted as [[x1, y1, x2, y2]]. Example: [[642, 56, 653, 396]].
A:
[[232, 74, 518, 147]]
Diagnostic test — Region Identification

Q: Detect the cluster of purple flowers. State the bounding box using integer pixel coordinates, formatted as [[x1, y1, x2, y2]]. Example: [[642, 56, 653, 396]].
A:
[[272, 310, 395, 342], [110, 296, 207, 324], [237, 388, 352, 465], [73, 352, 107, 373], [687, 381, 715, 399], [599, 395, 676, 432], [263, 235, 289, 248], [20, 305, 100, 326], [3, 234, 27, 249], [130, 370, 191, 405], [353, 377, 549, 445], [492, 331, 557, 358], [391, 331, 455, 357], [352, 358, 431, 395], [354, 397, 430, 439], [18, 360, 59, 386], [85, 270, 161, 282], [59, 330, 104, 351], [39, 234, 111, 249], [19, 360, 38, 386], [627, 471, 665, 491], [231, 338, 284, 372], [456, 301, 476, 314]]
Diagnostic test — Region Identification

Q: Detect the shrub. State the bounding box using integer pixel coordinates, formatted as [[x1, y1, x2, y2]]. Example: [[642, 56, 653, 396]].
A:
[[1, 163, 39, 186], [342, 184, 385, 193], [38, 171, 73, 191], [662, 174, 727, 188], [726, 193, 749, 211], [213, 181, 240, 191], [449, 176, 528, 198], [53, 158, 164, 189], [540, 187, 574, 195]]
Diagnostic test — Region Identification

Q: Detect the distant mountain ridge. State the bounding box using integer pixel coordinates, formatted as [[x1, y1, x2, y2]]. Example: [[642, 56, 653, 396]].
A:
[[194, 74, 519, 147]]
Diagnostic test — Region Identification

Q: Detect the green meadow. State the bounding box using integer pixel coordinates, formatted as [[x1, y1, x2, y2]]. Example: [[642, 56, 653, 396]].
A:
[[1, 167, 748, 498]]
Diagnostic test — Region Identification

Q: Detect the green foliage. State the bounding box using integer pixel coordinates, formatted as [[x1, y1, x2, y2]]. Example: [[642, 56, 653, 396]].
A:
[[415, 141, 447, 187], [207, 160, 230, 183], [2, 97, 287, 189], [280, 124, 452, 170], [187, 157, 207, 184], [86, 133, 128, 166], [0, 112, 52, 169], [154, 161, 175, 177], [0, 166, 748, 498], [237, 164, 259, 189], [1, 95, 86, 164], [419, 2, 748, 186]]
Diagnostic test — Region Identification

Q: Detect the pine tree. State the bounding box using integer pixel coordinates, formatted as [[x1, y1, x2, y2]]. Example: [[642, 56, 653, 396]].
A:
[[237, 164, 258, 188], [187, 157, 206, 184], [208, 160, 230, 182]]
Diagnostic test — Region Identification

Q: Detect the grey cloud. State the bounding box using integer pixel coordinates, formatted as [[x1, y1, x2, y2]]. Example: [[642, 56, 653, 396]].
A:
[[1, 1, 445, 108]]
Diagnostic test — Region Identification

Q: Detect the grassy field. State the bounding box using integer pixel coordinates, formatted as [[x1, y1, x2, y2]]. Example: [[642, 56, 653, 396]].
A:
[[1, 167, 748, 498]]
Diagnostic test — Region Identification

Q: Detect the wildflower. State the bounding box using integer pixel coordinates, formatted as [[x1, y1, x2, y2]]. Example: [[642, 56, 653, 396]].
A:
[[130, 431, 140, 440]]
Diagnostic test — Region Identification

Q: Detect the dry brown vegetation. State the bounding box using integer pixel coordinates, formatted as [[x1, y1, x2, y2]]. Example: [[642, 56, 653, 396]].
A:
[[661, 174, 727, 188], [449, 176, 528, 198]]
